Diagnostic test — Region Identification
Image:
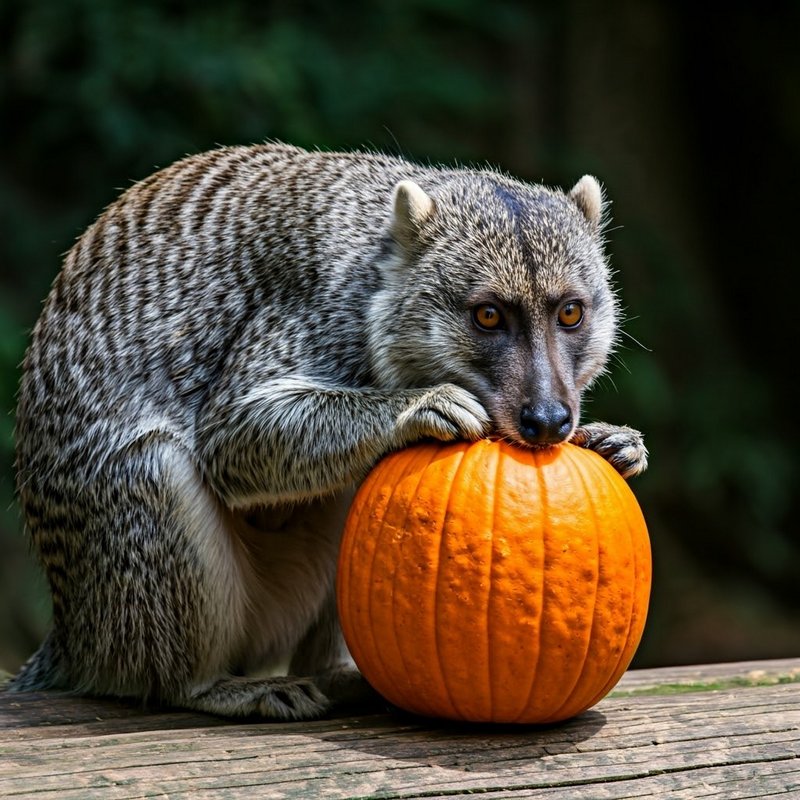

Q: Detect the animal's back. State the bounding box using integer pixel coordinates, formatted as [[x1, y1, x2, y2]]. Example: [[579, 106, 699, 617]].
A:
[[16, 143, 413, 478]]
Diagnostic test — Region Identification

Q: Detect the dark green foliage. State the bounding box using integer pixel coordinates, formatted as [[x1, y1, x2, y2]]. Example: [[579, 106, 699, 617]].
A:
[[1, 0, 798, 672]]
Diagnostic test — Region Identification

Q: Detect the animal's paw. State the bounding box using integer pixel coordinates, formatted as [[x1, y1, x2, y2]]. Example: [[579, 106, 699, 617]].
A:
[[188, 675, 330, 721], [396, 384, 491, 445], [570, 422, 648, 479]]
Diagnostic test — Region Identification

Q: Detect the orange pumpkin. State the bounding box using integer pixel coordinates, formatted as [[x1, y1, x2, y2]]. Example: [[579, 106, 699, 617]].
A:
[[336, 439, 651, 724]]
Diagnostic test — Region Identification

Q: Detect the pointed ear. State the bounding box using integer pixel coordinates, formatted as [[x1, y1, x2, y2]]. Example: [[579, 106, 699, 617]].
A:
[[569, 175, 605, 230], [390, 180, 435, 247]]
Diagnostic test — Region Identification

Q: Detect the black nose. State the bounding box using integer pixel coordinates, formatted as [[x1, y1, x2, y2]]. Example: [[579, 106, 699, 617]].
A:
[[519, 401, 572, 445]]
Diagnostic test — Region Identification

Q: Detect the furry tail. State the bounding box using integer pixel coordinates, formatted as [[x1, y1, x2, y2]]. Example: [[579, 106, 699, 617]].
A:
[[6, 632, 64, 692]]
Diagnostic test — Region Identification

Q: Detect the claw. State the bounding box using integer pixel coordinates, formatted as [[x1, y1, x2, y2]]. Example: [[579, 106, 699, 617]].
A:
[[571, 422, 648, 478]]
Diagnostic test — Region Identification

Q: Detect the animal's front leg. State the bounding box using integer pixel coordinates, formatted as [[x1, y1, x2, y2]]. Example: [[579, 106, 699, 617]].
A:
[[198, 377, 490, 508], [570, 422, 648, 479]]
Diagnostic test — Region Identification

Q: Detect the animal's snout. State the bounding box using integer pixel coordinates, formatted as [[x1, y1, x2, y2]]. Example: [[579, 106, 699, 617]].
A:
[[519, 401, 572, 445]]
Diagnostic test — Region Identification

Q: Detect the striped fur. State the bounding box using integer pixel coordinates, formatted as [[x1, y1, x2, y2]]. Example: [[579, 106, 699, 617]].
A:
[[10, 142, 646, 719]]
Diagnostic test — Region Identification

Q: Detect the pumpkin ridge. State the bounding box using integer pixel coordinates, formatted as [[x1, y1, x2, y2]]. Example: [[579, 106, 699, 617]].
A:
[[616, 460, 651, 669], [433, 442, 472, 720], [483, 440, 502, 719], [582, 451, 648, 708], [338, 461, 383, 681], [388, 443, 446, 711], [512, 446, 548, 723], [367, 443, 442, 704], [345, 450, 402, 694], [541, 444, 602, 722]]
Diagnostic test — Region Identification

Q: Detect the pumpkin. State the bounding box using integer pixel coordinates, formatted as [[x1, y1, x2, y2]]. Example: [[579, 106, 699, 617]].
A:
[[336, 438, 651, 724]]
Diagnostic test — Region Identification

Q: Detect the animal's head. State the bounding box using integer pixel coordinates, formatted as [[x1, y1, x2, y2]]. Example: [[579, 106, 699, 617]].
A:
[[368, 170, 618, 447]]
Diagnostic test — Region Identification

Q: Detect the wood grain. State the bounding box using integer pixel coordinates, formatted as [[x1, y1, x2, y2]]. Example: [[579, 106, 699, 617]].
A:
[[1, 658, 798, 799]]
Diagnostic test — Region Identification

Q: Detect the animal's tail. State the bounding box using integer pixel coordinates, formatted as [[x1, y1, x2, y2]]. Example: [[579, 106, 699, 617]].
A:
[[5, 632, 64, 692]]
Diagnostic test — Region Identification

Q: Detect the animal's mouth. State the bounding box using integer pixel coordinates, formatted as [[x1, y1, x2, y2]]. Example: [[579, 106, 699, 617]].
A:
[[489, 423, 573, 451]]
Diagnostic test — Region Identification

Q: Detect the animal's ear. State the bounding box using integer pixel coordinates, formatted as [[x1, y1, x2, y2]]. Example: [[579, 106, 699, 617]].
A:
[[569, 175, 605, 231], [390, 180, 435, 247]]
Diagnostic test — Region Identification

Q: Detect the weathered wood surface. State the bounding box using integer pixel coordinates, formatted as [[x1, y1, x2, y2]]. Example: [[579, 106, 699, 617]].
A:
[[1, 658, 798, 799]]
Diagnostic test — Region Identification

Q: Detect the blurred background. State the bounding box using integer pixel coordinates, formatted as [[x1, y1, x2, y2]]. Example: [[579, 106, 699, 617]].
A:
[[1, 0, 798, 676]]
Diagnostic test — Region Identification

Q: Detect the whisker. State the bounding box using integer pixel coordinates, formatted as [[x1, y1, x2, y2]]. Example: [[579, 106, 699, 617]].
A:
[[619, 330, 651, 352]]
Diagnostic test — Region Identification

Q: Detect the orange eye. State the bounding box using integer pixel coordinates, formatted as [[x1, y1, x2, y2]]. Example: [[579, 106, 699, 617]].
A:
[[557, 301, 584, 328], [472, 304, 504, 331]]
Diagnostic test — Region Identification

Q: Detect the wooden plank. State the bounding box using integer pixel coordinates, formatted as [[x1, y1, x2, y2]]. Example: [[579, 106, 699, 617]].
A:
[[0, 659, 798, 799], [613, 657, 800, 694], [0, 693, 227, 737]]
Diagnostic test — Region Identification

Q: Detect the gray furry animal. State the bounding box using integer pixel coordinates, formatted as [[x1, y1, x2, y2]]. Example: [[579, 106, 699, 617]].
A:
[[9, 141, 647, 720]]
